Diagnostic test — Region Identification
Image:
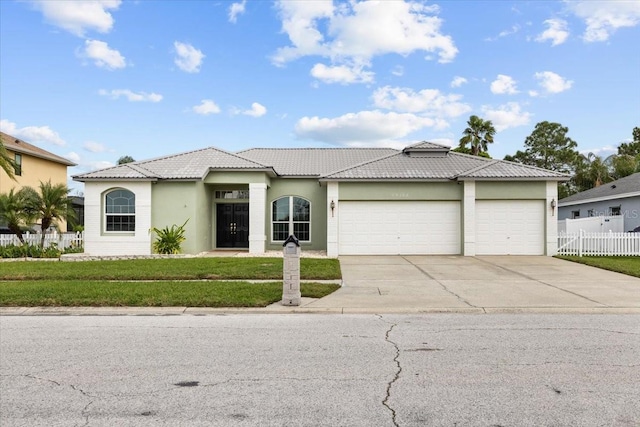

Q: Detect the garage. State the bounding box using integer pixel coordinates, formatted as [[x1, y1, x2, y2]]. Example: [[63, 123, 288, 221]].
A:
[[338, 201, 461, 255], [475, 200, 545, 255]]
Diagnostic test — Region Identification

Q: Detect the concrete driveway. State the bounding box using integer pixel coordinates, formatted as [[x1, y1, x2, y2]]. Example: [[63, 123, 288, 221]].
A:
[[305, 256, 640, 313]]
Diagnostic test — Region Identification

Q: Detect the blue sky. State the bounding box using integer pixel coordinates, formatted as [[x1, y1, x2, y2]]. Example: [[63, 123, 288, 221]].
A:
[[1, 0, 639, 193]]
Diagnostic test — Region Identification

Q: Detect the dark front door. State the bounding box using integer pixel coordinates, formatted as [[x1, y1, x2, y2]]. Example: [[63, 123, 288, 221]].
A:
[[216, 203, 249, 248]]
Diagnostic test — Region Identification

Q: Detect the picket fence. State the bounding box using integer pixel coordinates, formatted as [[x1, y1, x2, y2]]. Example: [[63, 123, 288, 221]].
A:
[[557, 231, 640, 256], [0, 232, 84, 250]]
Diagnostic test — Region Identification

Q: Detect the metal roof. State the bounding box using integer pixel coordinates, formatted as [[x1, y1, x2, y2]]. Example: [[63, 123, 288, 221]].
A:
[[238, 148, 398, 176], [73, 141, 569, 182], [74, 146, 272, 181], [559, 172, 640, 204]]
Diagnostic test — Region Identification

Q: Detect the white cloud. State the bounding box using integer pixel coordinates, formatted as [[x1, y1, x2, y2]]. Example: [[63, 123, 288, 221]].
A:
[[83, 141, 107, 152], [228, 0, 246, 23], [490, 74, 519, 95], [536, 18, 569, 46], [192, 100, 221, 115], [99, 89, 163, 102], [294, 110, 445, 147], [485, 24, 521, 41], [372, 86, 471, 119], [391, 65, 404, 77], [241, 102, 267, 118], [0, 119, 66, 146], [310, 63, 374, 84], [66, 151, 81, 163], [80, 39, 126, 69], [450, 76, 467, 88], [481, 102, 532, 132], [173, 41, 205, 73], [579, 145, 617, 157], [534, 71, 573, 94], [272, 0, 457, 84], [29, 0, 121, 37], [567, 0, 640, 42]]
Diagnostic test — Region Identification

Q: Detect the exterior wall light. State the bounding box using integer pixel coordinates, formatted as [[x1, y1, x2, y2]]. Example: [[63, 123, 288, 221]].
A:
[[330, 200, 335, 217], [550, 198, 556, 216]]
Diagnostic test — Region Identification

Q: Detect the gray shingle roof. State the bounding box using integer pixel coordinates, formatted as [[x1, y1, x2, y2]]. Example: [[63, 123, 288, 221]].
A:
[[559, 172, 640, 204], [321, 151, 570, 180], [74, 147, 272, 181], [1, 131, 76, 166], [238, 148, 397, 176]]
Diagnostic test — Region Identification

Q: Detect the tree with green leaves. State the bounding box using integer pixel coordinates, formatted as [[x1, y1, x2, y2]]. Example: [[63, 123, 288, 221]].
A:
[[0, 189, 33, 244], [0, 140, 16, 181], [21, 180, 74, 248], [610, 154, 640, 180], [458, 115, 496, 156], [573, 152, 613, 191], [503, 121, 580, 198], [117, 155, 136, 165], [617, 127, 640, 157]]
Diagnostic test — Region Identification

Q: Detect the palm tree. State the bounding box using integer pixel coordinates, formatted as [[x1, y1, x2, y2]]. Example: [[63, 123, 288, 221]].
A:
[[574, 152, 612, 191], [0, 140, 16, 181], [458, 115, 496, 156], [21, 180, 74, 248], [0, 189, 33, 244]]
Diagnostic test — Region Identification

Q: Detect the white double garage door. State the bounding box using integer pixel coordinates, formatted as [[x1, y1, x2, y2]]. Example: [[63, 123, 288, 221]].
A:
[[338, 200, 545, 255]]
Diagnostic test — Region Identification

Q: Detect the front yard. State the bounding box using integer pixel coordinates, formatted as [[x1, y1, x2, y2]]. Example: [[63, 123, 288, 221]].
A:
[[0, 258, 341, 307], [556, 256, 640, 278]]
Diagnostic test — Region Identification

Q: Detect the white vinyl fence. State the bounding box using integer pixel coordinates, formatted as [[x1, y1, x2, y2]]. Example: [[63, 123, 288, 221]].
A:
[[0, 231, 84, 250], [558, 231, 640, 256]]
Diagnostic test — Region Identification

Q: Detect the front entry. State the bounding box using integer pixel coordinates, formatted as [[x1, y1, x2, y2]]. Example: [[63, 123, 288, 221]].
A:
[[216, 203, 249, 248]]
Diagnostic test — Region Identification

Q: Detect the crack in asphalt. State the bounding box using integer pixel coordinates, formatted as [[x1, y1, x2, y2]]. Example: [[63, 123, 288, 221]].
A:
[[378, 316, 400, 427]]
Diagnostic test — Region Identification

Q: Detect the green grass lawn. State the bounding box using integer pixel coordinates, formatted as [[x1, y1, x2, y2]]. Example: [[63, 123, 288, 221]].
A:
[[0, 281, 340, 307], [0, 257, 342, 307], [0, 257, 341, 280], [556, 256, 640, 278]]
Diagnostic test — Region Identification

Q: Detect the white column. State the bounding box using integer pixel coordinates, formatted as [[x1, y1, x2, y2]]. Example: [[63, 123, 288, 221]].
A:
[[249, 183, 267, 254], [546, 181, 559, 256], [463, 180, 476, 256], [326, 182, 339, 258]]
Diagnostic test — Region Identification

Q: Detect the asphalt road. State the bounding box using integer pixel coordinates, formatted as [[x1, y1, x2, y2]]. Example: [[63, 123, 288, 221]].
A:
[[1, 314, 638, 426]]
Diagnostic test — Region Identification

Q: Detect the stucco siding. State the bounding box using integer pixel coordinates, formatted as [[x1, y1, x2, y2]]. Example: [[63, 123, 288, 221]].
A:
[[151, 182, 211, 254], [84, 181, 152, 256], [475, 181, 547, 199], [338, 182, 463, 201], [558, 196, 640, 232], [0, 149, 69, 193], [265, 179, 327, 251]]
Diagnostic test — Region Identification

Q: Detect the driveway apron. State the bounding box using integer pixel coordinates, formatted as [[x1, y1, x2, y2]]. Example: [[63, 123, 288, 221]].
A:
[[305, 256, 640, 313]]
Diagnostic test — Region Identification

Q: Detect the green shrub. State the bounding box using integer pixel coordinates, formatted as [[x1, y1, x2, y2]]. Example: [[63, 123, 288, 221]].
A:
[[152, 219, 188, 254], [0, 243, 62, 258]]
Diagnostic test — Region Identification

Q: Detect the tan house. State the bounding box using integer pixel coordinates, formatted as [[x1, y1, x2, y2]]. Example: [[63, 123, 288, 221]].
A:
[[1, 131, 75, 193], [1, 131, 76, 230]]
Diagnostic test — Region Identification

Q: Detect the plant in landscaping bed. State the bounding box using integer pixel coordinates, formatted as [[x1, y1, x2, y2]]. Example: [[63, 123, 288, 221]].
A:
[[152, 219, 189, 254], [0, 243, 61, 259]]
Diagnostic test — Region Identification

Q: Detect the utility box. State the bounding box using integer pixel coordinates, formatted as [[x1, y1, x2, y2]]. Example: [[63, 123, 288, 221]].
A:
[[282, 235, 301, 306]]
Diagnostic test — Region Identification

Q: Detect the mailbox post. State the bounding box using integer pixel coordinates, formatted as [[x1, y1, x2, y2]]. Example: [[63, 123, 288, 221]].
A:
[[282, 235, 301, 306]]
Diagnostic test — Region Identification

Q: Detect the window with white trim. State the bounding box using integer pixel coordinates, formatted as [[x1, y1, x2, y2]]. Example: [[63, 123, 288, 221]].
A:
[[105, 189, 135, 232], [272, 196, 310, 241]]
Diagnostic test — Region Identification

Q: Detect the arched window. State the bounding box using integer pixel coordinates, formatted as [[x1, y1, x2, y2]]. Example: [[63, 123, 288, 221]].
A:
[[272, 196, 310, 241], [105, 189, 135, 232]]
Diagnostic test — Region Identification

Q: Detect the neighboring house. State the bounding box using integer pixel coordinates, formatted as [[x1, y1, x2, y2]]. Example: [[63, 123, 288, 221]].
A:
[[558, 172, 640, 232], [1, 131, 77, 232], [0, 131, 76, 193], [73, 142, 568, 257], [67, 196, 85, 232]]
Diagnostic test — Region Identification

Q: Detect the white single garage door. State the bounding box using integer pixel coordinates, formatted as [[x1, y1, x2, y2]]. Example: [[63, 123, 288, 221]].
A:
[[475, 200, 545, 255], [338, 201, 461, 255]]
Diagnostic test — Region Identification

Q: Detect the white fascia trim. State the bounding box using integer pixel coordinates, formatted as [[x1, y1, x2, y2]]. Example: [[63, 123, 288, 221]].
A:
[[558, 191, 640, 207]]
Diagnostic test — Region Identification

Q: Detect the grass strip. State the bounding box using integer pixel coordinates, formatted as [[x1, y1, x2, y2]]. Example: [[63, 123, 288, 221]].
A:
[[0, 280, 340, 307], [556, 256, 640, 278], [0, 258, 341, 281]]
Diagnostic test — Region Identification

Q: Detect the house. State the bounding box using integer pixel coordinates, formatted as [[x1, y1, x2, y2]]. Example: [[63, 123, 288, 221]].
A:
[[72, 142, 569, 257], [0, 131, 76, 193], [558, 172, 640, 232], [1, 131, 77, 232]]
